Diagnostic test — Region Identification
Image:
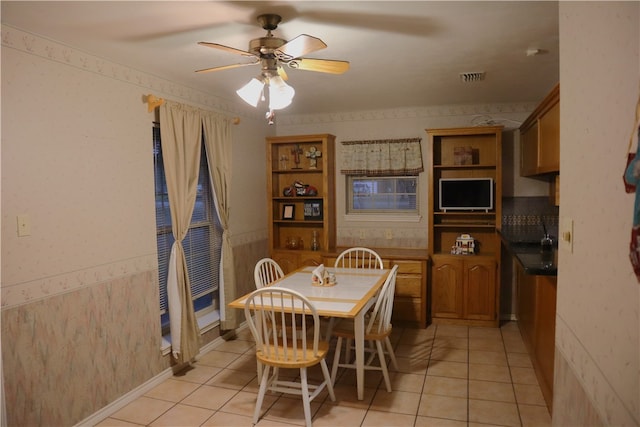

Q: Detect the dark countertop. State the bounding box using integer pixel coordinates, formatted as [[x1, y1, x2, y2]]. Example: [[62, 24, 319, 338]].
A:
[[498, 227, 558, 276]]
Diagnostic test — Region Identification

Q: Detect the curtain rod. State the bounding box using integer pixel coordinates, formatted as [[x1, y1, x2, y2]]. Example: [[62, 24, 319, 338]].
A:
[[144, 94, 240, 125]]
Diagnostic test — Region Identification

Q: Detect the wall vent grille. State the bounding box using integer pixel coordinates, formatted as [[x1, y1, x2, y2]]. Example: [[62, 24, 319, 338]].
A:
[[460, 72, 486, 82]]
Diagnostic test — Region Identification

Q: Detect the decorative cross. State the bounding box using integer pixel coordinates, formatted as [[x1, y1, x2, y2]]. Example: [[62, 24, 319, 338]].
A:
[[305, 146, 322, 169], [291, 144, 303, 169]]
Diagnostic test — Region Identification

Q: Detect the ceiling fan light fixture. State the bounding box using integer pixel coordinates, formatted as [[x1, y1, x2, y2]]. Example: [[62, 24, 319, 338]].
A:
[[236, 77, 265, 107], [268, 75, 295, 110]]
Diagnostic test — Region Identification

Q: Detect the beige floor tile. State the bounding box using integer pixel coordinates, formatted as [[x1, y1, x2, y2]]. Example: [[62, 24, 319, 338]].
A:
[[422, 376, 467, 399], [427, 360, 468, 379], [395, 343, 432, 359], [144, 378, 200, 402], [93, 418, 144, 427], [262, 395, 322, 426], [398, 328, 436, 345], [469, 337, 505, 352], [328, 383, 377, 409], [469, 363, 511, 383], [180, 384, 238, 410], [433, 336, 469, 350], [384, 371, 426, 393], [503, 337, 528, 353], [415, 416, 468, 427], [361, 409, 416, 426], [109, 397, 174, 425], [519, 403, 552, 427], [201, 411, 254, 427], [468, 379, 516, 403], [430, 346, 468, 363], [149, 403, 214, 426], [469, 349, 507, 366], [213, 337, 255, 354], [197, 350, 245, 368], [510, 366, 539, 385], [311, 403, 368, 426], [369, 389, 421, 414], [226, 352, 260, 371], [172, 364, 221, 384], [435, 325, 469, 338], [468, 399, 520, 426], [220, 390, 277, 416], [391, 355, 429, 374], [417, 394, 467, 421], [513, 383, 547, 406], [207, 367, 257, 390], [469, 327, 503, 339], [507, 352, 534, 368]]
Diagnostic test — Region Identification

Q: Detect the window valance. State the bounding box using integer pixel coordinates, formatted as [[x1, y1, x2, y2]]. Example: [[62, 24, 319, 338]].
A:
[[340, 137, 424, 176]]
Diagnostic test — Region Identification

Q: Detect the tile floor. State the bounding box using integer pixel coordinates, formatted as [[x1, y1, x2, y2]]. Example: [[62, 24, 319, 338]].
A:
[[95, 321, 552, 427]]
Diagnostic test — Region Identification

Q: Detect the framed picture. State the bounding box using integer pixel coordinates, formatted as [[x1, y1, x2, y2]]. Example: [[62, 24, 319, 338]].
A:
[[304, 200, 323, 220], [282, 204, 295, 220]]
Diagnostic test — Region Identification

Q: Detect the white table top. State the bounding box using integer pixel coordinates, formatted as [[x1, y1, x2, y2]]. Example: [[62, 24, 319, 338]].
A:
[[229, 266, 390, 318]]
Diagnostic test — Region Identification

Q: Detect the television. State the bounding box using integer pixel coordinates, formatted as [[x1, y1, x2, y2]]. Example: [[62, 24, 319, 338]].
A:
[[438, 177, 494, 211]]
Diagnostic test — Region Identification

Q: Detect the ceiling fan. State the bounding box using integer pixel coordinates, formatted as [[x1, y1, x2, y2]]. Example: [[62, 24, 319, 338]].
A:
[[196, 13, 349, 119]]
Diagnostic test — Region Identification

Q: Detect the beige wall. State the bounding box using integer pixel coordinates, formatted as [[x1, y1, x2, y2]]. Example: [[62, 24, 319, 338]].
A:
[[1, 26, 269, 425], [555, 2, 639, 426]]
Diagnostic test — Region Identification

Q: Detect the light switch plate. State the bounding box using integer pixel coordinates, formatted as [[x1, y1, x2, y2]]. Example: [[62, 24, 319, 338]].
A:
[[559, 216, 573, 253], [17, 214, 31, 237]]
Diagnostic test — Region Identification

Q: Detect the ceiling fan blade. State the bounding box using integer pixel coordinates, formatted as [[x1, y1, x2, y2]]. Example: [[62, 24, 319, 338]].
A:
[[195, 61, 259, 74], [275, 34, 327, 61], [288, 58, 350, 75], [197, 41, 255, 57], [277, 65, 289, 81]]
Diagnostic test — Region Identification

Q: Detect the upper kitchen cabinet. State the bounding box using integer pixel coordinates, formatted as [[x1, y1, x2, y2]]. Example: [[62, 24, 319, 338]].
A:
[[520, 84, 560, 176]]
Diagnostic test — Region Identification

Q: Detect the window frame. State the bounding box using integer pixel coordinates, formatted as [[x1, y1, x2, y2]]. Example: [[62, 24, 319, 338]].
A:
[[346, 175, 419, 215]]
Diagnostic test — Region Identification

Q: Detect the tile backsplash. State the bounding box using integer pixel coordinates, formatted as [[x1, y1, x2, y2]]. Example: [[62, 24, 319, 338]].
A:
[[502, 196, 559, 239]]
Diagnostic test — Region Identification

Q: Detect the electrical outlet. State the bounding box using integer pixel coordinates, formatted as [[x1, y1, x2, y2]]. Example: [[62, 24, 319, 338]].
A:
[[359, 229, 366, 239], [385, 229, 393, 240]]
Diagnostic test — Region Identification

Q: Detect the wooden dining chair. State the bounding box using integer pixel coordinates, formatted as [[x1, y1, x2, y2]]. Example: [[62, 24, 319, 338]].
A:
[[244, 287, 336, 427], [325, 247, 385, 339], [334, 247, 384, 269], [254, 257, 284, 288], [330, 265, 399, 392]]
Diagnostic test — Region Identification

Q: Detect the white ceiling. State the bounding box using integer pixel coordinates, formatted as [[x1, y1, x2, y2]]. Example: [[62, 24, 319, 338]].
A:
[[1, 1, 560, 116]]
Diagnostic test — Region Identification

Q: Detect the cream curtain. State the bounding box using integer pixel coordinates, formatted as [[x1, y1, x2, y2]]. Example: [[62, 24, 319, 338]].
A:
[[340, 138, 423, 176], [159, 101, 202, 363], [201, 112, 238, 331]]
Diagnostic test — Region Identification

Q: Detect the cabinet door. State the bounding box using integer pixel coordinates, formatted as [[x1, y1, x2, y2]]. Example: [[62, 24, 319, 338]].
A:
[[520, 124, 539, 176], [464, 259, 497, 320], [432, 257, 464, 319], [516, 262, 537, 347], [535, 276, 557, 398], [537, 101, 560, 173]]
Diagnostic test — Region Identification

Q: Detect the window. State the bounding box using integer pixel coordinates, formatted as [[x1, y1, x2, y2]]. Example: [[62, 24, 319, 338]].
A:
[[347, 176, 418, 214], [153, 125, 223, 332]]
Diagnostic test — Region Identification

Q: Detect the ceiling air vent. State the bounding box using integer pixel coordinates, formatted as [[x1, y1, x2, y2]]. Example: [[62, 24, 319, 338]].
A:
[[460, 72, 486, 82]]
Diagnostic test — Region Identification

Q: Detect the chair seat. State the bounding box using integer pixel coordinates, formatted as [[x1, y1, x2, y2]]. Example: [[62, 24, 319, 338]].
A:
[[332, 318, 392, 341], [257, 340, 330, 368]]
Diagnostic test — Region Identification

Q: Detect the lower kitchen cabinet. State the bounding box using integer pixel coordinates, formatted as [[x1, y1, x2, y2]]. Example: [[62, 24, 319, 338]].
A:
[[515, 261, 557, 412], [431, 255, 498, 326]]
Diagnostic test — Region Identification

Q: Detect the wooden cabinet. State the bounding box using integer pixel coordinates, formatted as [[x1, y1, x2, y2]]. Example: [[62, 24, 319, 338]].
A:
[[432, 255, 497, 324], [520, 84, 560, 176], [323, 248, 428, 328], [426, 126, 503, 327], [266, 134, 336, 274], [515, 261, 557, 412]]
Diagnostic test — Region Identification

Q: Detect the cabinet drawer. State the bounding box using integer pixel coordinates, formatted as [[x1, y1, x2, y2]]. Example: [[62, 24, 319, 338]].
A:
[[391, 260, 423, 274], [396, 275, 422, 297]]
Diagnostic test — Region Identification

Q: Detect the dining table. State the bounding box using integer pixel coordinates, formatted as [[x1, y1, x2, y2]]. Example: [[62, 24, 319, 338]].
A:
[[228, 265, 391, 401]]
